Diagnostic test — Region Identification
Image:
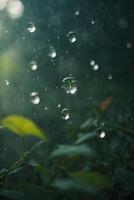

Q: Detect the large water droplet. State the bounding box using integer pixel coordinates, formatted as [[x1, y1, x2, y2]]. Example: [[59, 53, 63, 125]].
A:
[[27, 22, 36, 33], [30, 61, 38, 71], [62, 76, 78, 94], [30, 92, 40, 104], [61, 108, 70, 120], [67, 31, 77, 43]]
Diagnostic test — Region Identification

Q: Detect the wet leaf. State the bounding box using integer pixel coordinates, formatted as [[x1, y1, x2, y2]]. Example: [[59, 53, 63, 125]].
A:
[[75, 132, 97, 144], [81, 118, 98, 130], [51, 144, 93, 157], [1, 115, 48, 141], [70, 171, 112, 190]]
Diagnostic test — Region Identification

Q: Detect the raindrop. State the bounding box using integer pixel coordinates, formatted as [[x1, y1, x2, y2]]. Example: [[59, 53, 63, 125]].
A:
[[108, 74, 112, 80], [44, 87, 48, 92], [61, 108, 70, 120], [92, 64, 99, 71], [30, 61, 38, 71], [48, 47, 57, 58], [91, 20, 95, 24], [90, 60, 95, 66], [99, 131, 106, 139], [62, 76, 78, 94], [75, 10, 80, 16], [5, 80, 10, 86], [67, 31, 77, 43], [58, 104, 61, 108], [30, 92, 40, 105], [44, 107, 48, 111], [27, 22, 36, 33]]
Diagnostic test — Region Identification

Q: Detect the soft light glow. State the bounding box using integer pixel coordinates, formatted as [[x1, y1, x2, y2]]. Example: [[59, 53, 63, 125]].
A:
[[0, 0, 8, 10], [7, 0, 24, 19]]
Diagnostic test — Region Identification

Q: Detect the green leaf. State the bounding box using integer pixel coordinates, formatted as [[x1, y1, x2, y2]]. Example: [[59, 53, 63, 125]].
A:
[[0, 189, 26, 200], [1, 115, 48, 141], [51, 144, 93, 157], [53, 178, 95, 193], [70, 171, 112, 190], [81, 118, 98, 130], [75, 132, 97, 144], [29, 160, 47, 175]]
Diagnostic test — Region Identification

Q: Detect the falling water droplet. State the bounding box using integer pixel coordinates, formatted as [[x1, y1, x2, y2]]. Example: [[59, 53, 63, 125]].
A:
[[30, 92, 40, 104], [27, 22, 36, 33], [48, 47, 57, 58], [62, 76, 78, 94], [91, 20, 95, 24], [92, 64, 99, 71], [58, 104, 61, 108], [99, 131, 106, 139], [44, 107, 48, 111], [30, 61, 38, 71], [67, 31, 77, 43], [90, 60, 95, 66], [108, 74, 112, 80], [5, 80, 10, 86], [75, 10, 80, 16], [61, 108, 70, 120]]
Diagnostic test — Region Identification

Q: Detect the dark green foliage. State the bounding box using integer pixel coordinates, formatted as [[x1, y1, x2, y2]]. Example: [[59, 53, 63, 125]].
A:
[[0, 103, 134, 200]]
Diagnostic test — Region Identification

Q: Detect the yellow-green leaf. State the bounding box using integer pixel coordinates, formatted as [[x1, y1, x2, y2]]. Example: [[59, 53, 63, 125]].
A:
[[70, 171, 112, 190], [1, 115, 48, 141]]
